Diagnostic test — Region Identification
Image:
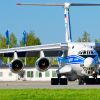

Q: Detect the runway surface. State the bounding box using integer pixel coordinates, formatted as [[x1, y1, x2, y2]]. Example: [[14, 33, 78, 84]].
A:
[[1, 81, 100, 89]]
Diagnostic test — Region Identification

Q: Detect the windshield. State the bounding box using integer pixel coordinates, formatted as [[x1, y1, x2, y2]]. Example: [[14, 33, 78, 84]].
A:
[[78, 50, 97, 58]]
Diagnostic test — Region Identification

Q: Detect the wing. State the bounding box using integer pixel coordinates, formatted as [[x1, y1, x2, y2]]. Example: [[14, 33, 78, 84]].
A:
[[95, 43, 100, 57], [0, 43, 68, 57]]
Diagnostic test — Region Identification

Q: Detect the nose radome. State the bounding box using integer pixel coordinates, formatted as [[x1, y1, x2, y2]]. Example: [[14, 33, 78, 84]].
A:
[[84, 57, 94, 68]]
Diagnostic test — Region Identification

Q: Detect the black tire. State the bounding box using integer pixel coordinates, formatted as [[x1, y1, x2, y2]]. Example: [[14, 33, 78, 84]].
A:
[[51, 78, 59, 85], [60, 78, 68, 85], [96, 78, 100, 84], [78, 79, 84, 85], [85, 78, 96, 85]]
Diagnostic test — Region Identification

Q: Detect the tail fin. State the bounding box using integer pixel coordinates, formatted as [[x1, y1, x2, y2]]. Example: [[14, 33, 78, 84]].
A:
[[64, 8, 72, 42]]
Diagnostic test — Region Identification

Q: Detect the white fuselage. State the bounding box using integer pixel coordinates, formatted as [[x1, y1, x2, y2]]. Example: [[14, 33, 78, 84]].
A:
[[57, 42, 99, 80]]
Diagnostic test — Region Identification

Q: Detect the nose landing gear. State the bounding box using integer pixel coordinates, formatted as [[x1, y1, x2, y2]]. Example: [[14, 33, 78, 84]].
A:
[[79, 73, 100, 85]]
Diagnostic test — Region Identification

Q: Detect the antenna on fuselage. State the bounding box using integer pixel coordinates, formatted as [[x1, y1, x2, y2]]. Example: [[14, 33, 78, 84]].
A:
[[16, 2, 100, 43]]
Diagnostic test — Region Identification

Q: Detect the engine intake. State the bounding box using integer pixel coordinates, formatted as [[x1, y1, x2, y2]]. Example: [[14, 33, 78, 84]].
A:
[[10, 59, 23, 73], [36, 57, 49, 72]]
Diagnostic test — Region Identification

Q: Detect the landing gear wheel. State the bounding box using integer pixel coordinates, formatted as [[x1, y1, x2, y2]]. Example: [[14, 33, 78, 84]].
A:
[[93, 73, 97, 79], [51, 78, 59, 85], [51, 74, 68, 85], [51, 74, 61, 85], [60, 78, 68, 85], [58, 74, 68, 85], [85, 78, 100, 85], [85, 78, 96, 85], [78, 78, 84, 85], [96, 78, 100, 84], [85, 73, 100, 85]]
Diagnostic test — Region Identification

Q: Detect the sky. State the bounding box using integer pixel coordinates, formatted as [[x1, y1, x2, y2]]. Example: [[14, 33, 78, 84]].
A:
[[0, 0, 100, 44]]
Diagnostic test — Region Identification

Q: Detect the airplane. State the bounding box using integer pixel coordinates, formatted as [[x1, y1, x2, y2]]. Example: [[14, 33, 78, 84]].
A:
[[0, 2, 100, 85]]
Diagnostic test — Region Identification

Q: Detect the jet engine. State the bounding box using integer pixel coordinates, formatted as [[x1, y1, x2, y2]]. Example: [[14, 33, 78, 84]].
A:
[[9, 51, 23, 73], [10, 59, 23, 73], [36, 57, 50, 72]]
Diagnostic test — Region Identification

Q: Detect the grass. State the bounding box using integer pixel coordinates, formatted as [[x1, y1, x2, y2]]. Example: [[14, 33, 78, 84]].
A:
[[0, 89, 100, 100]]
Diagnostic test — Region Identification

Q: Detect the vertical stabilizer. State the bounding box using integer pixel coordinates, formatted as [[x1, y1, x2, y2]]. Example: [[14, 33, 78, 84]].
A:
[[64, 7, 72, 43]]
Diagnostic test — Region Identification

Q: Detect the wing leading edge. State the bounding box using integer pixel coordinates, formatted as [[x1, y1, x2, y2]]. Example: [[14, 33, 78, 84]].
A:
[[0, 43, 68, 57]]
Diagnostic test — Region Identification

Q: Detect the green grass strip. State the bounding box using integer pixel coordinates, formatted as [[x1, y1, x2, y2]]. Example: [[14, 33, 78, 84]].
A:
[[0, 89, 100, 100]]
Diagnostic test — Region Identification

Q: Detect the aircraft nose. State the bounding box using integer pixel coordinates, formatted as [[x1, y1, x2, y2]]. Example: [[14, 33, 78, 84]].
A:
[[84, 57, 95, 68]]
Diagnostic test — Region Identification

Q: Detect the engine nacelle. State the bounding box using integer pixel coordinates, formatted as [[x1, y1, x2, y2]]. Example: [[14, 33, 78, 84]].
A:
[[36, 57, 50, 72], [10, 59, 23, 73]]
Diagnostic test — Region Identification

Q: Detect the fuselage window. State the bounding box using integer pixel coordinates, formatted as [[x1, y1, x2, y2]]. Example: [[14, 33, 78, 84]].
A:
[[86, 51, 88, 55], [83, 50, 86, 54], [91, 51, 93, 54], [88, 51, 90, 55]]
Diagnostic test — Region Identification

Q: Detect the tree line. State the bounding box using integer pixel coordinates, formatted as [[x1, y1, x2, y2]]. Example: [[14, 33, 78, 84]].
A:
[[77, 31, 100, 42], [0, 31, 41, 65], [0, 31, 99, 65]]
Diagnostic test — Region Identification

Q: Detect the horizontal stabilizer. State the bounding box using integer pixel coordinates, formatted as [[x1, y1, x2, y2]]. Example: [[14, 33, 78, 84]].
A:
[[17, 3, 100, 7]]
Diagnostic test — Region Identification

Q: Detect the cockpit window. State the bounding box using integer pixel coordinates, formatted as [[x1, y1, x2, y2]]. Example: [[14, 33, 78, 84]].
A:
[[78, 50, 96, 58], [83, 50, 86, 54], [91, 51, 93, 54]]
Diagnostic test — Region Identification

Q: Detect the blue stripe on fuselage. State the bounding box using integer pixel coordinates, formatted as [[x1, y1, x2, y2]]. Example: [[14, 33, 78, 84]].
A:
[[57, 55, 85, 64]]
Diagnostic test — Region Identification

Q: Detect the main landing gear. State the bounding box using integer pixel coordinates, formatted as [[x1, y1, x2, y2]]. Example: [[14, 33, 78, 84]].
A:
[[51, 74, 68, 85], [79, 74, 100, 85]]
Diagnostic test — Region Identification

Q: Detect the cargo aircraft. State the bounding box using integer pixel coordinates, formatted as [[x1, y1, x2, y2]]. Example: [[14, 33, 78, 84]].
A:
[[0, 2, 100, 85]]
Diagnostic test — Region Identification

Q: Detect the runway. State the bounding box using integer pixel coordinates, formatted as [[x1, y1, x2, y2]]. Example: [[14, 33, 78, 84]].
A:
[[1, 81, 100, 89]]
